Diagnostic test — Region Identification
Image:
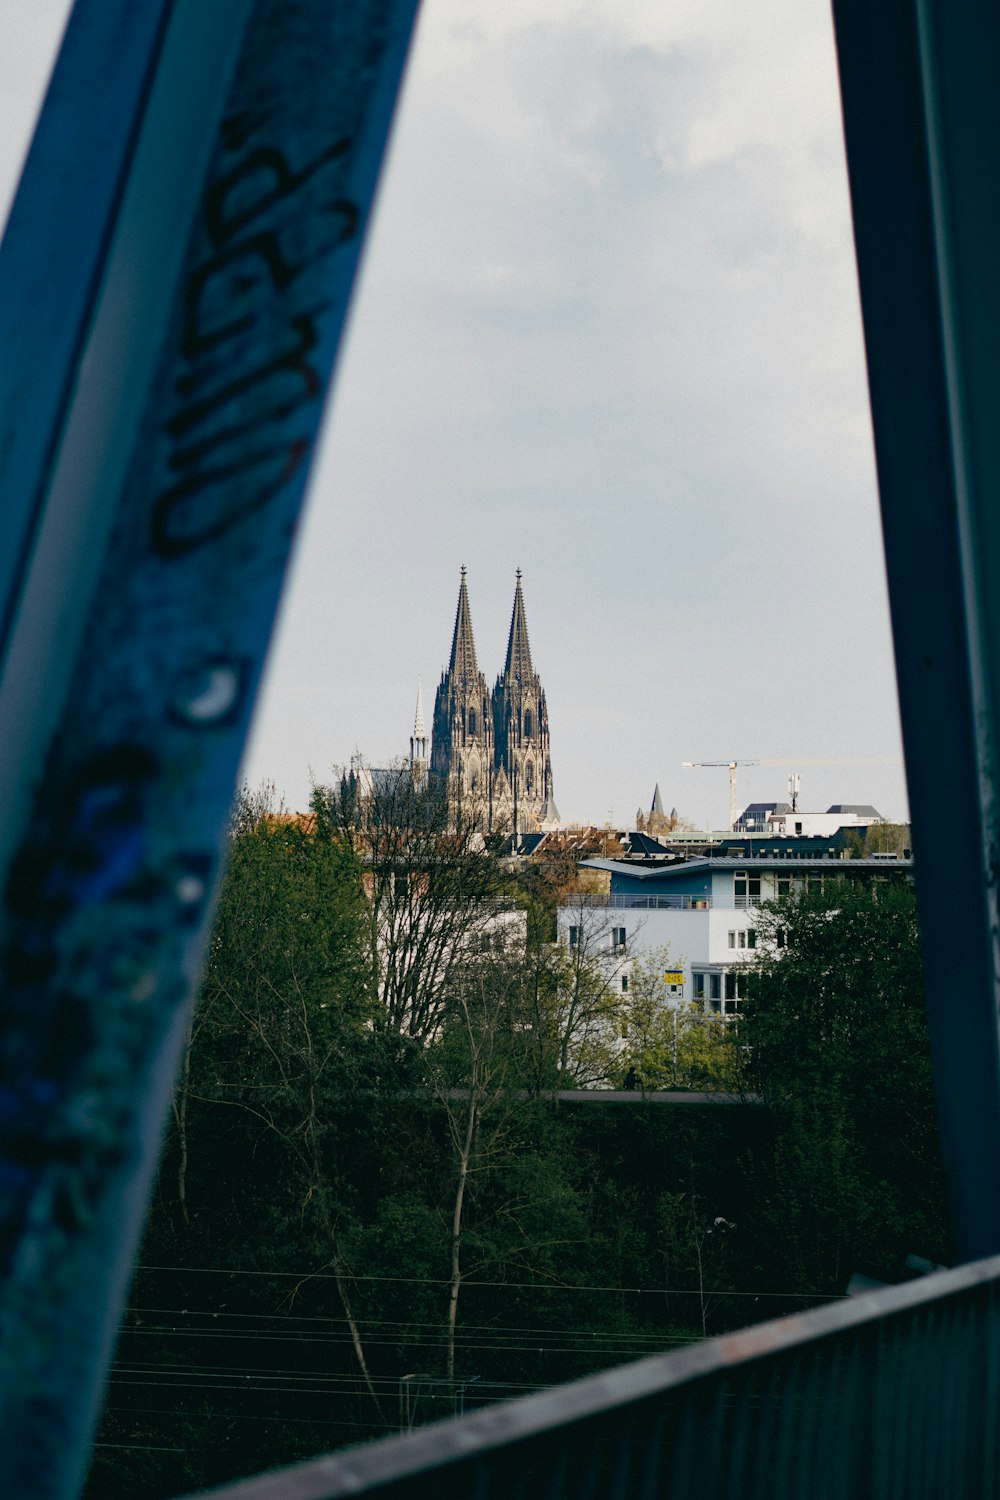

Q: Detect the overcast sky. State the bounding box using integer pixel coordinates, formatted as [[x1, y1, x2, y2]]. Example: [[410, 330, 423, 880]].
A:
[[3, 1, 908, 830]]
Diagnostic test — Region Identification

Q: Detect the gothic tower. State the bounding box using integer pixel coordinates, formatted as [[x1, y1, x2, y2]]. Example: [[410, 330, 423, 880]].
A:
[[430, 568, 494, 821], [491, 570, 557, 837], [409, 679, 428, 787]]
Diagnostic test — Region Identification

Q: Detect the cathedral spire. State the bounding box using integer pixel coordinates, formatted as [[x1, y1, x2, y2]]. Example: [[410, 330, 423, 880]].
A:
[[432, 569, 493, 823], [448, 566, 480, 683], [410, 678, 428, 782], [503, 568, 533, 683]]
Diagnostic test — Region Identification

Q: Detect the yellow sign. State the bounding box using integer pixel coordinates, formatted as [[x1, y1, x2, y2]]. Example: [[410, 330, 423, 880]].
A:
[[663, 971, 684, 985]]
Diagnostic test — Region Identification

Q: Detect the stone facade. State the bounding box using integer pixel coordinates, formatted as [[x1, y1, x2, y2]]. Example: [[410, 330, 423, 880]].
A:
[[429, 569, 558, 834], [430, 567, 494, 821]]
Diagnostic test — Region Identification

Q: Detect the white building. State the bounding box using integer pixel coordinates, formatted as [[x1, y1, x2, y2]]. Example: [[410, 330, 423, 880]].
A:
[[734, 802, 884, 837], [557, 853, 912, 1018]]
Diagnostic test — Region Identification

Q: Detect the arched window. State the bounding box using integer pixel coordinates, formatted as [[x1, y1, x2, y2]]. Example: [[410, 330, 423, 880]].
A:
[[524, 709, 533, 737], [468, 707, 476, 734], [525, 760, 534, 792]]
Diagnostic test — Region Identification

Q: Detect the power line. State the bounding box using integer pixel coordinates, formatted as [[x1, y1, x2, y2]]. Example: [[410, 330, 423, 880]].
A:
[[122, 1321, 711, 1346], [136, 1265, 845, 1301]]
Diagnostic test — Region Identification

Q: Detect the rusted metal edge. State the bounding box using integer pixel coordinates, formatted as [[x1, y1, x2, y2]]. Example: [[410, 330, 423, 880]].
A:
[[184, 1254, 1000, 1499]]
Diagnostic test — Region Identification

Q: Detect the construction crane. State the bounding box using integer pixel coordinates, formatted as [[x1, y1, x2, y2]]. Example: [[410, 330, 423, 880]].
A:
[[681, 760, 758, 831], [682, 756, 900, 832]]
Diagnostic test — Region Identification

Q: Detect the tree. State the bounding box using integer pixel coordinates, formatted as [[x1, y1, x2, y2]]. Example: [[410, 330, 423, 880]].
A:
[[620, 949, 736, 1091], [736, 878, 949, 1290], [842, 822, 912, 858], [183, 793, 387, 1413], [547, 896, 633, 1086], [311, 764, 515, 1044], [430, 933, 532, 1380]]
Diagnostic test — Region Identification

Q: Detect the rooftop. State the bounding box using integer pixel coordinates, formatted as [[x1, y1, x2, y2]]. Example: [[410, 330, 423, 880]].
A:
[[581, 853, 914, 881]]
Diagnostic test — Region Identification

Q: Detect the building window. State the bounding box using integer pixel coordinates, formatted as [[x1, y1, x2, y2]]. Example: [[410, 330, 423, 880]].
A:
[[725, 971, 747, 1002], [569, 926, 580, 948], [776, 926, 787, 948], [734, 870, 761, 907], [468, 708, 476, 734], [525, 760, 534, 792], [525, 709, 533, 736], [710, 973, 722, 1001], [693, 973, 706, 1002], [728, 931, 736, 949], [611, 926, 626, 950], [621, 973, 629, 993], [777, 874, 792, 897], [731, 929, 756, 950]]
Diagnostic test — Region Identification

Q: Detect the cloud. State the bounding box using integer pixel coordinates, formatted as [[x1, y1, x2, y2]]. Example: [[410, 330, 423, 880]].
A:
[[0, 0, 891, 826]]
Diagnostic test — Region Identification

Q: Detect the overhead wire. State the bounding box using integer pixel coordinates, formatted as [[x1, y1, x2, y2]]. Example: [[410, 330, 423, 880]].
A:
[[136, 1264, 845, 1301]]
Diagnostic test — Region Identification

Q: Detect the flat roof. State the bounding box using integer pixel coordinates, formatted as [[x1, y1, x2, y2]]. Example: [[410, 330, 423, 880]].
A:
[[580, 855, 913, 880]]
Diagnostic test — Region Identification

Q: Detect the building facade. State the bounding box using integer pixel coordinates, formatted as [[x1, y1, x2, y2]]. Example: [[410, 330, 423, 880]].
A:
[[557, 853, 914, 1018], [431, 568, 558, 834], [429, 567, 494, 820]]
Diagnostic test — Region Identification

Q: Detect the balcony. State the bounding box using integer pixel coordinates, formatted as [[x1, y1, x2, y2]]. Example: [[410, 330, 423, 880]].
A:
[[571, 892, 712, 910], [570, 893, 765, 911]]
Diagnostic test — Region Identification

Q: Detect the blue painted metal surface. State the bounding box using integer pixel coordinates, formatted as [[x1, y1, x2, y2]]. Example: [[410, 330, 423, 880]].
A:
[[0, 0, 175, 661], [0, 1, 418, 1494], [182, 1253, 1000, 1500], [832, 0, 1000, 1261]]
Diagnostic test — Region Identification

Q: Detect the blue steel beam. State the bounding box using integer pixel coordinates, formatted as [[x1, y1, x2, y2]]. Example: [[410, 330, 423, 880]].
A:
[[832, 2, 1000, 1260], [0, 1, 418, 1495]]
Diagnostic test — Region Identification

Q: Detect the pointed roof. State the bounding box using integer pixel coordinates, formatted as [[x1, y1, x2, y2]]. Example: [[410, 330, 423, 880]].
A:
[[413, 679, 426, 738], [651, 782, 664, 816], [448, 566, 480, 684], [538, 787, 561, 829], [503, 569, 534, 683]]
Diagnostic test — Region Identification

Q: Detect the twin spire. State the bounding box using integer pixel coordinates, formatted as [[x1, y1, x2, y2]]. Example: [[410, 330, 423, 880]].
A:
[[447, 565, 534, 685], [503, 568, 534, 684], [429, 568, 555, 832], [447, 565, 480, 684]]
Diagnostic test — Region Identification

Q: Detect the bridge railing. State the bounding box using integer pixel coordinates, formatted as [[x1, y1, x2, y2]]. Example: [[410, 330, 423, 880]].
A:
[[185, 1255, 1000, 1500]]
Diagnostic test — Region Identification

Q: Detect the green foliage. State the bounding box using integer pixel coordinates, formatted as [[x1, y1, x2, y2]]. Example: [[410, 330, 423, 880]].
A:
[[841, 822, 911, 858], [619, 949, 737, 1091], [91, 816, 953, 1495], [200, 801, 374, 1058], [737, 879, 949, 1290]]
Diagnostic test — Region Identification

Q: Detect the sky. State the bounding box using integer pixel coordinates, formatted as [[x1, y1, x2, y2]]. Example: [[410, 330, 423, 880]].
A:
[[1, 1, 908, 831]]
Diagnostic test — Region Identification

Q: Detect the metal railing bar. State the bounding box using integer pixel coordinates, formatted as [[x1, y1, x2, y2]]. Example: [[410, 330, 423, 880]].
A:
[[182, 1255, 1000, 1500]]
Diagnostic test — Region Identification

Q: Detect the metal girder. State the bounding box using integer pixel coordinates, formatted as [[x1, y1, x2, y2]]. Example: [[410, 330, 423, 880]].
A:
[[833, 0, 1000, 1260], [0, 1, 418, 1493], [184, 1252, 1000, 1500]]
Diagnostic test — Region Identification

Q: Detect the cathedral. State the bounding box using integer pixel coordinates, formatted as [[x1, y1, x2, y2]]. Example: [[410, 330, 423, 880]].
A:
[[422, 568, 559, 835]]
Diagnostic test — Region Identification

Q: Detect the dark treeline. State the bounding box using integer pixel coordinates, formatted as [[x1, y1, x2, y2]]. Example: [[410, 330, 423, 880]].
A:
[[85, 791, 950, 1497]]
